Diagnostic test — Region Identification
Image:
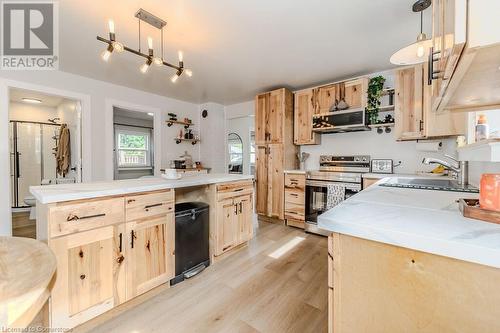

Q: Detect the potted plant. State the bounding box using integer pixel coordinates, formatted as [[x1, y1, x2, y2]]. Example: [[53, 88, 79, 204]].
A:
[[366, 76, 386, 125]]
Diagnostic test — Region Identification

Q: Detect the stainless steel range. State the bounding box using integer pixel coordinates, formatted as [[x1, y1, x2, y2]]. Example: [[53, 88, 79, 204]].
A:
[[305, 155, 370, 236]]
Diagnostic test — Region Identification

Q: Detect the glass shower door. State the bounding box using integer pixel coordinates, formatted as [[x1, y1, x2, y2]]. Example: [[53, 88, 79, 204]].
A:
[[15, 122, 42, 208]]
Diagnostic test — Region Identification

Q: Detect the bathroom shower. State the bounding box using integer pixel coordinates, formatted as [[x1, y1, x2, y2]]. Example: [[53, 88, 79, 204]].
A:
[[9, 121, 61, 208]]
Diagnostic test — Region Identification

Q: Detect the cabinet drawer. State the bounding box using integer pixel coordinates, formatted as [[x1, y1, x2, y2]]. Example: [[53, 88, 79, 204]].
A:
[[285, 190, 304, 205], [284, 174, 305, 190], [49, 197, 125, 238], [284, 202, 305, 221], [216, 180, 254, 201], [125, 190, 174, 221]]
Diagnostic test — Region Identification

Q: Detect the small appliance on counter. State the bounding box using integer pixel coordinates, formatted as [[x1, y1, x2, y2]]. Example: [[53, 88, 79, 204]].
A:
[[370, 159, 393, 174]]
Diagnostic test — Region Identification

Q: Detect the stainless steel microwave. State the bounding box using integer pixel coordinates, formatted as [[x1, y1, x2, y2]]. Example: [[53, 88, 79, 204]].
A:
[[313, 108, 368, 133]]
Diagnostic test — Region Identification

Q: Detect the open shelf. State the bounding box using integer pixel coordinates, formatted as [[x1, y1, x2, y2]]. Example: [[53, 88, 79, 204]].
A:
[[380, 88, 395, 96], [457, 139, 500, 162], [368, 122, 395, 128], [174, 138, 200, 145], [166, 120, 194, 128]]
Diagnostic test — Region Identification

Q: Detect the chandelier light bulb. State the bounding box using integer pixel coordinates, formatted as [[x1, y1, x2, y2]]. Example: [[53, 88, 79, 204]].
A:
[[178, 50, 183, 62], [147, 37, 153, 50], [153, 57, 163, 66], [140, 58, 152, 74], [112, 41, 124, 52], [171, 73, 179, 83], [416, 43, 425, 58], [185, 69, 193, 77], [101, 49, 111, 61], [101, 44, 113, 62], [108, 19, 115, 34]]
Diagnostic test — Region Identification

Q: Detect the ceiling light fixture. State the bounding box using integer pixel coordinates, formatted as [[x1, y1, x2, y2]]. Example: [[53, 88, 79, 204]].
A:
[[96, 8, 192, 81], [390, 0, 432, 65], [22, 98, 42, 104]]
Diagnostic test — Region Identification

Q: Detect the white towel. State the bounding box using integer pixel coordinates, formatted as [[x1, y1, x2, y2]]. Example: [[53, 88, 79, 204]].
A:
[[326, 184, 345, 210]]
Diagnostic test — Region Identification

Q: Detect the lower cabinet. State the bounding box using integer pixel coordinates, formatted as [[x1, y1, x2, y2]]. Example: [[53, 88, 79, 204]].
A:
[[125, 214, 175, 300], [214, 193, 253, 257], [284, 172, 306, 229], [50, 224, 126, 328], [47, 190, 175, 329]]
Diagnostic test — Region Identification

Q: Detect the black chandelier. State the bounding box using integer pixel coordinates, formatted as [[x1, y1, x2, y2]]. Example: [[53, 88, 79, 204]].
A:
[[96, 8, 192, 83]]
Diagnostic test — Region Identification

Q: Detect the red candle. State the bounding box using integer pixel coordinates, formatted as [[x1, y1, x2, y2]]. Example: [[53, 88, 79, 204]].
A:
[[480, 174, 500, 212]]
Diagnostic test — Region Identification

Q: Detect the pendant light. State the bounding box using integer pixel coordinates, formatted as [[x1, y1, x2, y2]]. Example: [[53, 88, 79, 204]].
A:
[[390, 0, 432, 65]]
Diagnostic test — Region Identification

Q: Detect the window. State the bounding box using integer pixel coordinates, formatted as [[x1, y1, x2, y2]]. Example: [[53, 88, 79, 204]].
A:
[[228, 133, 243, 174], [115, 127, 152, 168]]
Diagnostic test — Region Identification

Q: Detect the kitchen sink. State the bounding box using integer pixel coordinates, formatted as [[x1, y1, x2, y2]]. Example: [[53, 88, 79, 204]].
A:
[[380, 177, 479, 193]]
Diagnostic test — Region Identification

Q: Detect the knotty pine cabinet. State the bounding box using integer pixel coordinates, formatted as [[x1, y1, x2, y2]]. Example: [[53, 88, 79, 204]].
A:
[[255, 88, 298, 220], [313, 78, 368, 115], [294, 89, 320, 145], [44, 189, 175, 328], [284, 172, 306, 229], [212, 181, 254, 258], [394, 64, 466, 141]]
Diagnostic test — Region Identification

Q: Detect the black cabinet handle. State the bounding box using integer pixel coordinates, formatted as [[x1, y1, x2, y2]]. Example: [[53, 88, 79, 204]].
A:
[[234, 188, 244, 192], [144, 203, 163, 210], [67, 213, 106, 222], [239, 202, 242, 214], [131, 230, 136, 248], [119, 232, 123, 252], [427, 47, 442, 86]]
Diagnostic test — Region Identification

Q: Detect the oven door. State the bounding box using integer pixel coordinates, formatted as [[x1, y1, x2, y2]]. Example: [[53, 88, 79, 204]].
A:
[[305, 180, 361, 226]]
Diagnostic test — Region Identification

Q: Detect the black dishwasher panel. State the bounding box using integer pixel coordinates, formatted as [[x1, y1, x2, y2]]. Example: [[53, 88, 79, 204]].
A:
[[171, 202, 210, 285]]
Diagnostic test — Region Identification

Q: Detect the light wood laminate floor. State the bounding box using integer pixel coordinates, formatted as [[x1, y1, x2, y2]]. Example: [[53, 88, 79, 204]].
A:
[[75, 220, 328, 333]]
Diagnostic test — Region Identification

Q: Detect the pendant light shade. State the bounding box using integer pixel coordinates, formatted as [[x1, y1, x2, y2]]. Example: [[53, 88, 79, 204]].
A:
[[390, 0, 432, 65]]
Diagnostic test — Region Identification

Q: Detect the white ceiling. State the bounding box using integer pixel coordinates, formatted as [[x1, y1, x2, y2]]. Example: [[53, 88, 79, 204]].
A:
[[59, 0, 431, 105], [10, 88, 65, 107]]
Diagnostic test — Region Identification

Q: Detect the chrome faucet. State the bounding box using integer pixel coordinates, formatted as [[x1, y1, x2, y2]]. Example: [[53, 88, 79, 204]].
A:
[[422, 154, 469, 186]]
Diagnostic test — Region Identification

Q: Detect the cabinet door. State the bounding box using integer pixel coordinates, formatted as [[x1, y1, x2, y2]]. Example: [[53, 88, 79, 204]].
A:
[[267, 89, 284, 143], [314, 84, 339, 114], [215, 198, 238, 255], [395, 65, 426, 140], [255, 93, 269, 145], [255, 145, 268, 216], [344, 78, 368, 110], [125, 214, 175, 300], [49, 224, 126, 328], [294, 89, 319, 145], [235, 195, 253, 243], [268, 144, 284, 219], [431, 0, 467, 111]]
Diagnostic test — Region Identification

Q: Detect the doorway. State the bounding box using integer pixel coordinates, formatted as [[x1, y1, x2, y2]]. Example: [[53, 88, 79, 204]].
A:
[[8, 87, 82, 238]]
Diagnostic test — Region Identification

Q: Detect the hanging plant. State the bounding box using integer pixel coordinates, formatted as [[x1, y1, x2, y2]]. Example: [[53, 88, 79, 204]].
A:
[[366, 76, 386, 125]]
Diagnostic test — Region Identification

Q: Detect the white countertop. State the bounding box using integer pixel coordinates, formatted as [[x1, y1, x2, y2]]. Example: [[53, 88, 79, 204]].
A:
[[284, 170, 306, 174], [318, 177, 500, 268], [30, 174, 254, 204]]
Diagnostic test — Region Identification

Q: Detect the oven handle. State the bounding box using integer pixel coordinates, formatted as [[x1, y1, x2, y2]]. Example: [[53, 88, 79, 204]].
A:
[[306, 180, 361, 191]]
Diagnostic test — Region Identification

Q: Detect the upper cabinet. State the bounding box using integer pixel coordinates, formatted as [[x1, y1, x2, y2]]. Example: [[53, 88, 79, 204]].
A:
[[294, 88, 320, 145], [395, 63, 467, 141], [395, 66, 425, 140], [255, 88, 292, 145], [293, 78, 367, 145], [428, 0, 500, 113]]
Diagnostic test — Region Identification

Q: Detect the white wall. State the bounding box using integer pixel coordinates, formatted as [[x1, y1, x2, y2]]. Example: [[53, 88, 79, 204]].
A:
[[199, 102, 227, 173]]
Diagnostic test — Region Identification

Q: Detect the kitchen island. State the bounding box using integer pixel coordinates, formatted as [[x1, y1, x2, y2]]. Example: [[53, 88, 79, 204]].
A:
[[30, 174, 254, 329], [319, 177, 500, 333]]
